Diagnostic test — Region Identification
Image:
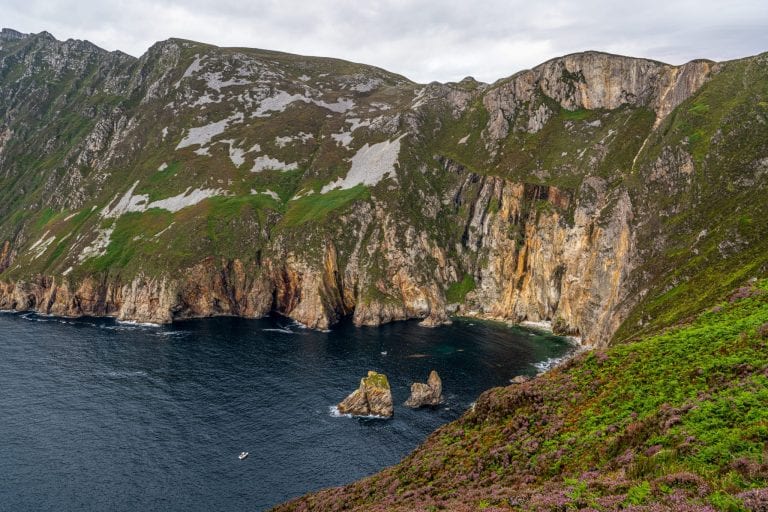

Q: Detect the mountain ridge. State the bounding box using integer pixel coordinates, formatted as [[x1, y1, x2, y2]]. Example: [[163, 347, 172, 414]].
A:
[[2, 27, 742, 84]]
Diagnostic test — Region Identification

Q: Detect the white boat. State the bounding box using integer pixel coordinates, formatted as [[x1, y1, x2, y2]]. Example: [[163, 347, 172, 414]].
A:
[[238, 451, 249, 460]]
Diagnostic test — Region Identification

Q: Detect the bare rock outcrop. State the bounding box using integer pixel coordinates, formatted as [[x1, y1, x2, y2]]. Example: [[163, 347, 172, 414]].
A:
[[337, 371, 394, 418], [0, 240, 12, 274], [404, 370, 443, 408], [482, 51, 714, 145], [0, 258, 273, 323]]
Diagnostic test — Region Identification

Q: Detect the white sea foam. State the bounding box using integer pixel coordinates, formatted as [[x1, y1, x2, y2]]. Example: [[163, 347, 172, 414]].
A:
[[262, 328, 294, 334], [116, 320, 163, 328], [155, 331, 188, 337], [328, 406, 389, 420], [329, 406, 351, 418], [532, 339, 584, 374], [533, 355, 570, 373], [289, 320, 308, 330]]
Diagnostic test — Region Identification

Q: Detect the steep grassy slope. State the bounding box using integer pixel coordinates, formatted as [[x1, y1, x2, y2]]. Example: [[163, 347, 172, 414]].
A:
[[276, 279, 768, 511], [607, 54, 768, 341]]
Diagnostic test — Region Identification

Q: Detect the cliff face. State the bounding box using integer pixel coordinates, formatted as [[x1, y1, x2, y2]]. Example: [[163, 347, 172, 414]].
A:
[[482, 52, 714, 143], [1, 30, 765, 345], [453, 172, 634, 341], [0, 257, 272, 322]]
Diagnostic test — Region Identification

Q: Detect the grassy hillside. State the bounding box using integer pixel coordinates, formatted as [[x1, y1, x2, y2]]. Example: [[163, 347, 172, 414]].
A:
[[276, 278, 768, 511]]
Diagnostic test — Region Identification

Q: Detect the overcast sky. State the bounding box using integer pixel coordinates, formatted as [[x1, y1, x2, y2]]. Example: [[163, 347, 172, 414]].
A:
[[3, 0, 768, 83]]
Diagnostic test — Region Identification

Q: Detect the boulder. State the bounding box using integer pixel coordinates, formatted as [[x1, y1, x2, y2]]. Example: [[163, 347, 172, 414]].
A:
[[510, 375, 531, 384], [337, 371, 393, 417], [404, 370, 443, 408]]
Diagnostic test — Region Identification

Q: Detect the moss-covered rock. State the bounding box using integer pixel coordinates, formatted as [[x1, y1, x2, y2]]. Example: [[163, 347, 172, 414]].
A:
[[338, 371, 393, 418]]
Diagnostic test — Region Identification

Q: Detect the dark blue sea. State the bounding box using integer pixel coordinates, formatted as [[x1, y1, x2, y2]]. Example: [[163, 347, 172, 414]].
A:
[[0, 312, 572, 511]]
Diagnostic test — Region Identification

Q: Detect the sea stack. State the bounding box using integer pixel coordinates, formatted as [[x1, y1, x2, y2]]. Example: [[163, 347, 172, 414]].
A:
[[404, 370, 443, 408], [337, 371, 394, 418]]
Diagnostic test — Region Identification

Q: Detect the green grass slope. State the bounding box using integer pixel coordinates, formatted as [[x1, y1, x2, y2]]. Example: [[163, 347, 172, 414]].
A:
[[276, 278, 768, 511]]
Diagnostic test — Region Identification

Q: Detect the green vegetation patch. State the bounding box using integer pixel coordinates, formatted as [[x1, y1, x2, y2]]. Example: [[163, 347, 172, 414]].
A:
[[561, 108, 591, 121], [363, 371, 390, 390], [446, 274, 476, 303], [280, 185, 370, 227], [84, 211, 173, 273], [33, 208, 58, 230]]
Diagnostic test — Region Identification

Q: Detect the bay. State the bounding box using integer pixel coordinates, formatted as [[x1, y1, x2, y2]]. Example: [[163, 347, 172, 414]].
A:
[[0, 312, 571, 511]]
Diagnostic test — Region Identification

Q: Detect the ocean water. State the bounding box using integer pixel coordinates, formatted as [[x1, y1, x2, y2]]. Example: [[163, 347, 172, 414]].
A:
[[0, 312, 572, 511]]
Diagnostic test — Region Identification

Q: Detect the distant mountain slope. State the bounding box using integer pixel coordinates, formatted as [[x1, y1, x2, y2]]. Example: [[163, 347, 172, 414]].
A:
[[0, 29, 766, 348]]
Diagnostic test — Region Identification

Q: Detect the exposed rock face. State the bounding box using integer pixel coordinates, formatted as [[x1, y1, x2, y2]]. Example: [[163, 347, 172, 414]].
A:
[[482, 52, 714, 145], [0, 258, 272, 323], [338, 371, 394, 418], [0, 240, 11, 274], [404, 370, 443, 408]]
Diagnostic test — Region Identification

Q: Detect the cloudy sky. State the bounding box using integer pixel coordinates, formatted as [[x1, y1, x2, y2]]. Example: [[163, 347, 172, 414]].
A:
[[4, 0, 768, 83]]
